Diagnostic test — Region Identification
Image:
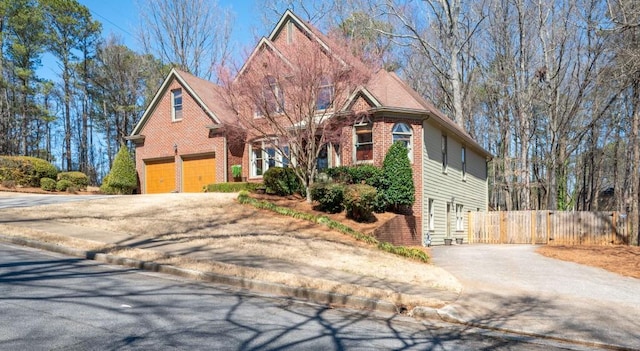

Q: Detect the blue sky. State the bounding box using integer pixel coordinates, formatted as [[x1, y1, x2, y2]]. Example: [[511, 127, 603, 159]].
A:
[[41, 0, 267, 80], [78, 0, 264, 52]]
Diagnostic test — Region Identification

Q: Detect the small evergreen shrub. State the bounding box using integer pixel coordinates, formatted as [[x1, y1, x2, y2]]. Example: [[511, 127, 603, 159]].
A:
[[231, 164, 242, 179], [40, 177, 56, 191], [263, 167, 302, 196], [344, 184, 377, 222], [205, 182, 260, 193], [99, 174, 117, 194], [310, 182, 345, 213], [0, 156, 58, 187], [57, 171, 89, 190], [381, 142, 415, 212], [56, 179, 73, 192], [103, 146, 137, 194]]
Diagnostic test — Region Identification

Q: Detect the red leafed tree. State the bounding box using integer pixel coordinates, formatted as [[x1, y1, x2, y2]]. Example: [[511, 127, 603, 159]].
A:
[[218, 31, 374, 201]]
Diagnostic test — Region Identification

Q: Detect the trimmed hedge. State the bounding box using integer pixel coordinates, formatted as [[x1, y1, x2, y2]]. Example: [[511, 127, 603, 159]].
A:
[[205, 182, 261, 193], [263, 167, 303, 196], [344, 184, 377, 222], [325, 164, 383, 187], [57, 171, 89, 190], [56, 179, 73, 192], [0, 156, 58, 187], [236, 191, 428, 262], [40, 177, 56, 191], [103, 146, 137, 194], [310, 182, 345, 213]]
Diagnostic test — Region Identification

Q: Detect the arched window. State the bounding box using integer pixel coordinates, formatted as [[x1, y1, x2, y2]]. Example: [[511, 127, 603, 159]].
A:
[[392, 123, 413, 160]]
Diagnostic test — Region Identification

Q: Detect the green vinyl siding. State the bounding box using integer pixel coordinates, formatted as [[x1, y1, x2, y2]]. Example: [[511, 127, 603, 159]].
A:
[[422, 120, 488, 245]]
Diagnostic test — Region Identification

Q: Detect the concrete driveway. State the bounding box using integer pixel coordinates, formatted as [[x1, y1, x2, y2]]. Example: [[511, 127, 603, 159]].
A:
[[0, 192, 112, 209], [431, 245, 640, 349]]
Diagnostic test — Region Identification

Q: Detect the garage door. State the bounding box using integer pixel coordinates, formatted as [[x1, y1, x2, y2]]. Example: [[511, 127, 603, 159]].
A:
[[182, 154, 216, 192], [145, 159, 176, 194]]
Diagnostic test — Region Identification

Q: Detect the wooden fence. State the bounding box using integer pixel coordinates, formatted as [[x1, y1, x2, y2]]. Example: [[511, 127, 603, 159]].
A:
[[468, 211, 630, 245]]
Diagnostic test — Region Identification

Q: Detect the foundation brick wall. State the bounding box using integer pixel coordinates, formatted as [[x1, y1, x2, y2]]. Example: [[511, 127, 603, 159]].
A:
[[373, 215, 423, 246]]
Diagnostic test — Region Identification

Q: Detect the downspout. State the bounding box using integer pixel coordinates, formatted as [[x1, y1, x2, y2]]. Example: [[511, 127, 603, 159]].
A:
[[422, 115, 430, 246], [223, 135, 228, 183]]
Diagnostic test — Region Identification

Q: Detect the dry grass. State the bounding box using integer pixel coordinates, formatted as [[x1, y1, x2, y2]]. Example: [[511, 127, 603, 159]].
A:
[[537, 245, 640, 279], [0, 193, 460, 305]]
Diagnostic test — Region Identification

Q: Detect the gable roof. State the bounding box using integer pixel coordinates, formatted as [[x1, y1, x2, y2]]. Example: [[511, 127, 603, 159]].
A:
[[365, 69, 492, 158], [130, 68, 235, 136]]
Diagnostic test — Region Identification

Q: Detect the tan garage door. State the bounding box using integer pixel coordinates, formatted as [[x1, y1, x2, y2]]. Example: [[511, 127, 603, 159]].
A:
[[145, 159, 176, 194], [182, 154, 216, 192]]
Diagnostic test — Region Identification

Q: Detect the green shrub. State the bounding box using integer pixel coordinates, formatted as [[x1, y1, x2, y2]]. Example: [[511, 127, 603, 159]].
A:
[[310, 182, 345, 213], [2, 180, 16, 188], [103, 146, 137, 194], [231, 164, 242, 179], [344, 184, 377, 222], [204, 182, 260, 193], [326, 165, 383, 187], [99, 174, 117, 194], [40, 177, 56, 191], [56, 179, 73, 192], [263, 167, 302, 196], [57, 171, 89, 190], [380, 142, 415, 212], [0, 156, 58, 187]]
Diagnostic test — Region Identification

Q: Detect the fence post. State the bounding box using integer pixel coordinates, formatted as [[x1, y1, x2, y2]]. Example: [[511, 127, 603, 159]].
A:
[[530, 211, 536, 245], [612, 211, 617, 245], [500, 211, 507, 244], [546, 211, 551, 244], [468, 212, 473, 244]]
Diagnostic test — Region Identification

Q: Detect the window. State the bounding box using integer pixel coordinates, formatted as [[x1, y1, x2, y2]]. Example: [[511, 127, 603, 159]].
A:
[[250, 140, 290, 177], [317, 78, 333, 110], [461, 146, 466, 180], [256, 76, 284, 117], [354, 116, 373, 162], [441, 135, 448, 172], [428, 199, 435, 231], [392, 123, 413, 160], [456, 204, 464, 231], [172, 89, 183, 121], [317, 144, 329, 171]]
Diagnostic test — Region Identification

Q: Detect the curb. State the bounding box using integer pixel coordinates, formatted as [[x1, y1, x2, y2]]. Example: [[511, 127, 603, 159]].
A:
[[0, 234, 399, 314], [3, 234, 633, 350]]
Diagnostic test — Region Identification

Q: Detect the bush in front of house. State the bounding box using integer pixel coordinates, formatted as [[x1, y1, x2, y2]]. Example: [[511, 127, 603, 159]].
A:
[[56, 179, 73, 192], [40, 177, 57, 191], [325, 164, 383, 187], [344, 184, 377, 222], [380, 141, 415, 212], [263, 167, 302, 196], [310, 182, 346, 213], [204, 182, 261, 193], [57, 171, 89, 190], [0, 156, 58, 187], [102, 146, 137, 194]]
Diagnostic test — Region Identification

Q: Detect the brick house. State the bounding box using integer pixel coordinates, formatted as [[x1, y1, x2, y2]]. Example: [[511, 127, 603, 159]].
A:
[[128, 10, 492, 246]]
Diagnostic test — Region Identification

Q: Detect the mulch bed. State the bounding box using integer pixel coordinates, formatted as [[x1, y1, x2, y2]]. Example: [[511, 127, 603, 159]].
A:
[[537, 245, 640, 279]]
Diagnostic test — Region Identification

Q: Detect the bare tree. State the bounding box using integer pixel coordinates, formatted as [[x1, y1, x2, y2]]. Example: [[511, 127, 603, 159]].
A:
[[138, 0, 233, 80], [219, 32, 373, 201]]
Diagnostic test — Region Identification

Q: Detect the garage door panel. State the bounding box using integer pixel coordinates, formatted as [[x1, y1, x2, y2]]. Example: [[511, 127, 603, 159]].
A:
[[182, 155, 216, 192], [145, 159, 176, 194]]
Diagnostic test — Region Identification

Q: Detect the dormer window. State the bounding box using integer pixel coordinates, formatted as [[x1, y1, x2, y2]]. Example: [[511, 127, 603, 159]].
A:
[[172, 89, 183, 121]]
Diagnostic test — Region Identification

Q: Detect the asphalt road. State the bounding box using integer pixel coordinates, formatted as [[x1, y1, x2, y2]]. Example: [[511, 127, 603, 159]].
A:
[[0, 243, 597, 351], [0, 193, 112, 209]]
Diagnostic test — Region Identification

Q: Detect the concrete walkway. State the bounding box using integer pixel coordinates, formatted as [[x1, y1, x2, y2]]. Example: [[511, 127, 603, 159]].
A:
[[431, 245, 640, 350]]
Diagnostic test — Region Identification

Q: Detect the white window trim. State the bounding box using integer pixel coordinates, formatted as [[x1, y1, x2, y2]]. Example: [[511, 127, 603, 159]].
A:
[[442, 135, 448, 173], [392, 123, 413, 163], [461, 146, 467, 181], [316, 80, 334, 111], [456, 204, 464, 231], [249, 140, 289, 178], [428, 198, 435, 231], [171, 89, 183, 121]]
